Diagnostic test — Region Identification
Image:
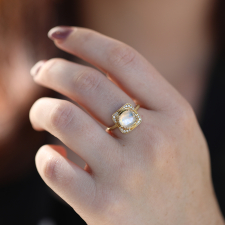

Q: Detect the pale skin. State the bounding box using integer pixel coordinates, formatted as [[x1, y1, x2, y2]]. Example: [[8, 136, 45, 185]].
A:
[[29, 27, 224, 224], [0, 0, 224, 223], [0, 0, 214, 181]]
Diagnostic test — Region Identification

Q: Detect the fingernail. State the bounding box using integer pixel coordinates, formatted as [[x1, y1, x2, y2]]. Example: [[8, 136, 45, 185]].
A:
[[48, 26, 73, 41], [30, 60, 46, 77]]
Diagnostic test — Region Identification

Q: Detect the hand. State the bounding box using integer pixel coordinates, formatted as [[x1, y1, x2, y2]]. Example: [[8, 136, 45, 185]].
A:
[[29, 27, 224, 225]]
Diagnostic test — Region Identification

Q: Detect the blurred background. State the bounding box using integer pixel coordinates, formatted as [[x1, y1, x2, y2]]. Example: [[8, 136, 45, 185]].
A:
[[0, 0, 225, 224]]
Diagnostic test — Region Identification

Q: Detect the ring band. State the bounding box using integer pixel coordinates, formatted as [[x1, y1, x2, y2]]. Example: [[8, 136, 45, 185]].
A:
[[106, 103, 142, 134]]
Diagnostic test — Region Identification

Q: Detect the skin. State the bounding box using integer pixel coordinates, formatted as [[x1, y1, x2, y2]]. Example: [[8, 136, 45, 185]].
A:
[[0, 0, 223, 223], [80, 0, 216, 118], [30, 27, 224, 224], [0, 0, 214, 182]]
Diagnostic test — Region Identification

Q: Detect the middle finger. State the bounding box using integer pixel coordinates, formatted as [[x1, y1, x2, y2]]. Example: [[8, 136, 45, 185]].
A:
[[31, 58, 137, 137]]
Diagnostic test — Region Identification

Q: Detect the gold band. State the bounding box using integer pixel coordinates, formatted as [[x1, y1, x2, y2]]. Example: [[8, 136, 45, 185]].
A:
[[134, 104, 140, 111], [106, 123, 118, 131], [106, 103, 142, 133]]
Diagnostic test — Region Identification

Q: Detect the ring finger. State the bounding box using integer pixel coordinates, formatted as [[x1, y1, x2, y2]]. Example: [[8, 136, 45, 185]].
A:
[[31, 58, 139, 138]]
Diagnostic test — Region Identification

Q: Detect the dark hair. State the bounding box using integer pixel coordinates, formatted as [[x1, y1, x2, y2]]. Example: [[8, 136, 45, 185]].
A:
[[0, 0, 81, 62]]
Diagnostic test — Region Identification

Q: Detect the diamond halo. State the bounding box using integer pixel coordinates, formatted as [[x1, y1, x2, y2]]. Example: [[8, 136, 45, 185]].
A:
[[110, 103, 142, 134]]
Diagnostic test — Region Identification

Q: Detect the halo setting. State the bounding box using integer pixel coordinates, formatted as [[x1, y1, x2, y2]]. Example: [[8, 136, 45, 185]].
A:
[[110, 103, 142, 133]]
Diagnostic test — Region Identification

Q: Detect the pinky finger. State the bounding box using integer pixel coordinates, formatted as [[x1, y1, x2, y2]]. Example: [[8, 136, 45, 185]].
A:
[[35, 144, 96, 219]]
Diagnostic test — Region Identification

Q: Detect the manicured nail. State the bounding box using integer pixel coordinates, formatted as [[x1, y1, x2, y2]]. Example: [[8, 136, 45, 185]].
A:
[[30, 60, 46, 77], [48, 26, 73, 41]]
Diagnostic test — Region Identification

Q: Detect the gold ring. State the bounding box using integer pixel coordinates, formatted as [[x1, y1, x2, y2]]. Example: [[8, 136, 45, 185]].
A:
[[106, 103, 142, 134]]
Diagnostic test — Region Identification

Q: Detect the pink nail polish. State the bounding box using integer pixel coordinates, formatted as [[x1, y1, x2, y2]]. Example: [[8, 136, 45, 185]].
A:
[[30, 60, 46, 77], [48, 26, 73, 41]]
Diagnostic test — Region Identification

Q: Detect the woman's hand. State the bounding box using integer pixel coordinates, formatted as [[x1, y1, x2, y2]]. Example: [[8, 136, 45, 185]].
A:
[[29, 27, 224, 225]]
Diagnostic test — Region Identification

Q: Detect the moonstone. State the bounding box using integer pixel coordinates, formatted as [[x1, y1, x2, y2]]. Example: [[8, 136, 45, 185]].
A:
[[119, 110, 136, 128]]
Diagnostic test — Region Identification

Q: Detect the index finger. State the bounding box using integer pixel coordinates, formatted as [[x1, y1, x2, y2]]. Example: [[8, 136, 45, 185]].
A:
[[48, 26, 183, 111]]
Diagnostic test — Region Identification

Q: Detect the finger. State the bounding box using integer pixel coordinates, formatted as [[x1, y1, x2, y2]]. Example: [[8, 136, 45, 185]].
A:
[[35, 144, 95, 218], [48, 26, 181, 111], [32, 58, 137, 137], [30, 97, 118, 169]]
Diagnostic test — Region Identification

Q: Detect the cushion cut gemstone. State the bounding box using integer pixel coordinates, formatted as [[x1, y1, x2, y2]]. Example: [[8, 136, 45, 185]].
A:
[[119, 110, 136, 128]]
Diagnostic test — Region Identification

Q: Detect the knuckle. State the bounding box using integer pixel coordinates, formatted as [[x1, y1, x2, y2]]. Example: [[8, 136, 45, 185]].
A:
[[74, 70, 101, 94], [143, 123, 166, 150], [107, 43, 136, 68], [133, 120, 174, 162], [173, 101, 195, 127], [42, 155, 74, 187], [42, 58, 62, 75], [38, 58, 65, 82], [49, 101, 74, 130], [41, 154, 72, 185], [42, 156, 61, 179], [80, 29, 97, 43], [142, 124, 177, 166]]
